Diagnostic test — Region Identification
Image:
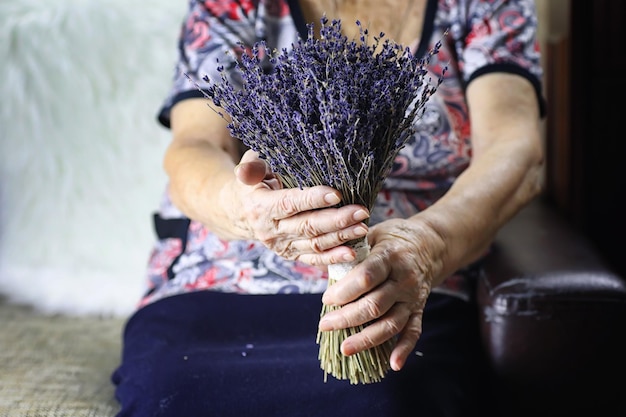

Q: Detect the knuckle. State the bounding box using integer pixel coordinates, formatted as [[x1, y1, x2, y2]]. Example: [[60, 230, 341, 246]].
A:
[[361, 296, 384, 319], [309, 237, 324, 253], [255, 229, 274, 247], [336, 229, 355, 243], [242, 206, 268, 240], [299, 254, 320, 266], [325, 253, 346, 265], [360, 332, 378, 350], [357, 270, 377, 290], [297, 218, 318, 238], [410, 282, 431, 306], [383, 318, 403, 337], [262, 236, 287, 255], [243, 201, 263, 223], [334, 215, 351, 229], [336, 230, 349, 242], [405, 316, 423, 340], [275, 243, 296, 260], [276, 195, 298, 217]]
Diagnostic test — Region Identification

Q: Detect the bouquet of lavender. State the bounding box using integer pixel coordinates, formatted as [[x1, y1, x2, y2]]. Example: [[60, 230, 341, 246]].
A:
[[198, 17, 443, 384]]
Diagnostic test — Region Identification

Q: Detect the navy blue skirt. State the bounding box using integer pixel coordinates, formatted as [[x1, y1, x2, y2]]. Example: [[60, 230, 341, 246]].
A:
[[111, 291, 490, 417]]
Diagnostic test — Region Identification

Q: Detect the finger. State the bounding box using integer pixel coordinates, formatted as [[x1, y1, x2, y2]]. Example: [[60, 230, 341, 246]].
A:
[[276, 205, 370, 240], [389, 312, 424, 371], [236, 150, 270, 185], [339, 303, 411, 356], [319, 283, 395, 331], [322, 251, 389, 306], [285, 222, 369, 255], [270, 186, 348, 220], [294, 245, 358, 266], [254, 205, 369, 253]]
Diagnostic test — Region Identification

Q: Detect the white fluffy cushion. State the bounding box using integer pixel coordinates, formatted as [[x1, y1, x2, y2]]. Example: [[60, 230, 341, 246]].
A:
[[0, 0, 186, 316]]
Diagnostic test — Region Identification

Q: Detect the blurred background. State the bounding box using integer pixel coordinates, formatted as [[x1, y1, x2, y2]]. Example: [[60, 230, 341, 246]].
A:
[[0, 0, 186, 316], [535, 0, 626, 281]]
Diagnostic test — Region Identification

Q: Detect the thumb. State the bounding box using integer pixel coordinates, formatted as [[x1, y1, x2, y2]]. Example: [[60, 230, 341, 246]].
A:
[[235, 150, 271, 185]]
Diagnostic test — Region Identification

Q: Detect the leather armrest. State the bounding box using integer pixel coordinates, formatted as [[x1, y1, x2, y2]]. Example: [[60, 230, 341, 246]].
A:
[[478, 198, 626, 414]]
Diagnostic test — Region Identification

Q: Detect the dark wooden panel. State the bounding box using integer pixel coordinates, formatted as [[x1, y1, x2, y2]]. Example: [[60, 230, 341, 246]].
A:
[[544, 38, 571, 214], [567, 0, 626, 277]]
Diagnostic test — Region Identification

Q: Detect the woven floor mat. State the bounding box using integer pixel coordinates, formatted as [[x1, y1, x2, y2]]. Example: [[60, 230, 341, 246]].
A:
[[0, 298, 125, 417]]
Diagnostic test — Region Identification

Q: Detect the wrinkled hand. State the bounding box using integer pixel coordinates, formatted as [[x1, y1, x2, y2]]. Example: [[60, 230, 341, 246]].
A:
[[230, 150, 370, 265], [318, 217, 446, 371]]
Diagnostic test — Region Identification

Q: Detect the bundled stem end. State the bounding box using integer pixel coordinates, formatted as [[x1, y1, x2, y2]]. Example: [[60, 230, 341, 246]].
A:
[[316, 239, 396, 384]]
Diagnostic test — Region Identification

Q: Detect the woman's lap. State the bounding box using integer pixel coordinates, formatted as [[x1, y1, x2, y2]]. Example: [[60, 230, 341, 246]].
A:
[[111, 291, 489, 417]]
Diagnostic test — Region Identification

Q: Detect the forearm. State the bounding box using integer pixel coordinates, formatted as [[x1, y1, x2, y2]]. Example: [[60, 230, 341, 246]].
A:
[[413, 73, 544, 284], [164, 140, 248, 239], [416, 138, 543, 283], [163, 99, 248, 240]]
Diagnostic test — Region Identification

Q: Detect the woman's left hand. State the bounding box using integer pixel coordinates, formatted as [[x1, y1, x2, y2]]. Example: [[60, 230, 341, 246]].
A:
[[318, 217, 445, 371]]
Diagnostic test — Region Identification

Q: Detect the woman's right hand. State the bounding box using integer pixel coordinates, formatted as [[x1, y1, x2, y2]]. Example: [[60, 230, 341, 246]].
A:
[[228, 150, 370, 266], [166, 99, 369, 265]]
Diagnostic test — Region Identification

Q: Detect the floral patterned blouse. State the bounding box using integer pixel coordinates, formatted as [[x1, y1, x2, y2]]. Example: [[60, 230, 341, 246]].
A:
[[140, 0, 544, 308]]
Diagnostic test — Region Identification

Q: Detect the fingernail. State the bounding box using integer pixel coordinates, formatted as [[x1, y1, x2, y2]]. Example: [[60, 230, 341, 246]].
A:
[[318, 317, 329, 330], [353, 209, 369, 221], [342, 253, 355, 262], [324, 193, 341, 205], [321, 293, 332, 306], [354, 226, 368, 237], [341, 340, 355, 356]]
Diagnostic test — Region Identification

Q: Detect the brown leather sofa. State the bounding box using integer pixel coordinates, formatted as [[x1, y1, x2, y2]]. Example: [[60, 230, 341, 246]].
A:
[[478, 197, 626, 416]]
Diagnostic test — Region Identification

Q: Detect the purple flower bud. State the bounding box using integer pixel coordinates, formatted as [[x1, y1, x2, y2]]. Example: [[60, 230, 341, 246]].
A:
[[195, 18, 445, 210]]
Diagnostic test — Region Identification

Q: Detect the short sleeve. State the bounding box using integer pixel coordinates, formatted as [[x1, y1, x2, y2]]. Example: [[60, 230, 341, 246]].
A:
[[157, 0, 261, 129], [450, 0, 545, 115], [157, 0, 298, 128]]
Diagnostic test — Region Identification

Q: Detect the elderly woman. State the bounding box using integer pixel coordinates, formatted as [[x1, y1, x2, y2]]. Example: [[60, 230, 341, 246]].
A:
[[111, 1, 545, 416]]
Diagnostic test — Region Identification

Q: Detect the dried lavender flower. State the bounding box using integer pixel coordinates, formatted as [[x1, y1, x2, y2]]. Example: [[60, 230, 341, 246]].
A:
[[194, 17, 445, 384], [200, 17, 444, 209]]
